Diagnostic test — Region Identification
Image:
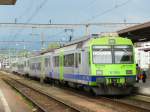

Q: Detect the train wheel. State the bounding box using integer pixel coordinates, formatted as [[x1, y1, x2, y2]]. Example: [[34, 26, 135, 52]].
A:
[[84, 86, 91, 92]]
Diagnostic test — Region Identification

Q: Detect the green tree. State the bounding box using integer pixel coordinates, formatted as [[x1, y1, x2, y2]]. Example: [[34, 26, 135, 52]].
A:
[[47, 42, 60, 50]]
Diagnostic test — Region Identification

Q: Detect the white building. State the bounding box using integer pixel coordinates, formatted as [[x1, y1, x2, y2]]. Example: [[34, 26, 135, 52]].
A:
[[135, 42, 150, 70]]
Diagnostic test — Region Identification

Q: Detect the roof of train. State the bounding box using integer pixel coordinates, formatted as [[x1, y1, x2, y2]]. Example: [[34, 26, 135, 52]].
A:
[[38, 33, 131, 55]]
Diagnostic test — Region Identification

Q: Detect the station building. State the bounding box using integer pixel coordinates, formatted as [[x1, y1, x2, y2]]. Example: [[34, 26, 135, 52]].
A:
[[0, 0, 17, 5]]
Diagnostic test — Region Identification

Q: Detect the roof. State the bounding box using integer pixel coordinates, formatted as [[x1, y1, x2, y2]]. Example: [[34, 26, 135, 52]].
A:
[[0, 0, 16, 5], [139, 48, 150, 52], [117, 21, 150, 43]]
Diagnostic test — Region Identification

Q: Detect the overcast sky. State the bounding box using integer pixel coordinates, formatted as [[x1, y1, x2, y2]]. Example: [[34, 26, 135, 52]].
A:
[[0, 0, 149, 50]]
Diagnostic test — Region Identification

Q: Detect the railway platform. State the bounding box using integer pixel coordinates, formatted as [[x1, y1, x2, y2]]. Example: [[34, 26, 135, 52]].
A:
[[135, 72, 150, 96], [0, 71, 150, 112], [0, 76, 32, 112]]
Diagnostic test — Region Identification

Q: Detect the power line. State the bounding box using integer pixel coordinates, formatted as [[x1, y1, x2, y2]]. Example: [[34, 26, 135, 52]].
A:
[[79, 0, 98, 18], [0, 40, 68, 43], [10, 1, 34, 40], [86, 0, 97, 9], [12, 0, 48, 42], [18, 1, 34, 20], [0, 22, 139, 28], [26, 0, 48, 23], [85, 0, 131, 23]]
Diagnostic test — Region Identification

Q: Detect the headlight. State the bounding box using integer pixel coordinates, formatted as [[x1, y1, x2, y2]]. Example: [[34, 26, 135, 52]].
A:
[[126, 70, 132, 74], [96, 70, 103, 75]]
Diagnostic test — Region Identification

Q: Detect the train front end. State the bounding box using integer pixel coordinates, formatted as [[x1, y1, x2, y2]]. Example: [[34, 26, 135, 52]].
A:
[[89, 36, 136, 95]]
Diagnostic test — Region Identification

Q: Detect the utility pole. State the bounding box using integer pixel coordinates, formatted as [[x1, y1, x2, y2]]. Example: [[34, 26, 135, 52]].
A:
[[41, 32, 45, 50], [49, 19, 52, 24], [14, 18, 17, 24], [85, 24, 90, 36]]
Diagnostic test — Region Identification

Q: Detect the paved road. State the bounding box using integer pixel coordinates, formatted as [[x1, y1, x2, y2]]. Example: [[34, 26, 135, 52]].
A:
[[0, 77, 32, 112]]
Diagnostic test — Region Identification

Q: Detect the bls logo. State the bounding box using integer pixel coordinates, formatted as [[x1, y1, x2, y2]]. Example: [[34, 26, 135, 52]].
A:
[[110, 71, 120, 74]]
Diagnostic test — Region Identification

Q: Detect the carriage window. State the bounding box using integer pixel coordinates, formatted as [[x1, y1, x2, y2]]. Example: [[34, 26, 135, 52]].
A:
[[45, 58, 49, 67], [28, 60, 29, 66], [38, 63, 41, 70], [79, 53, 81, 64], [35, 63, 41, 70], [24, 62, 26, 67], [54, 56, 59, 67], [64, 54, 74, 67], [30, 63, 35, 70]]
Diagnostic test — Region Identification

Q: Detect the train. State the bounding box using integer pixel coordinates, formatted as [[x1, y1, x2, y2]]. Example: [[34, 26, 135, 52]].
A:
[[10, 34, 136, 95]]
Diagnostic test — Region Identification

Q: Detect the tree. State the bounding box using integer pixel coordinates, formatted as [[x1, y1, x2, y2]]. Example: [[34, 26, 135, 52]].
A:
[[47, 42, 60, 50]]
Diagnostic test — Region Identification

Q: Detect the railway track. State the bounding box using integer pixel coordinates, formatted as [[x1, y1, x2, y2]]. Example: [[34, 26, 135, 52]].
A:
[[2, 71, 150, 112], [48, 82, 150, 112], [99, 96, 150, 112], [47, 82, 150, 112], [131, 94, 150, 103], [60, 88, 150, 112], [3, 78, 80, 112]]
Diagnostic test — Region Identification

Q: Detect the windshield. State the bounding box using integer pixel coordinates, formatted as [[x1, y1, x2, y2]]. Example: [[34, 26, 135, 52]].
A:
[[114, 46, 133, 64], [92, 45, 133, 64], [93, 46, 112, 64]]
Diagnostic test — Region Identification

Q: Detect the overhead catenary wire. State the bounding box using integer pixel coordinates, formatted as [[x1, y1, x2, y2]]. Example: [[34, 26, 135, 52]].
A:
[[10, 1, 34, 39], [18, 1, 34, 21], [12, 0, 132, 42], [12, 0, 48, 42], [0, 40, 68, 43], [85, 0, 98, 10], [26, 0, 48, 23], [85, 0, 131, 23]]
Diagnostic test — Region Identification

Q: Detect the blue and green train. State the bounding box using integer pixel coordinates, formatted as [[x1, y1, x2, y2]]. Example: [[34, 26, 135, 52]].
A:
[[10, 34, 136, 95]]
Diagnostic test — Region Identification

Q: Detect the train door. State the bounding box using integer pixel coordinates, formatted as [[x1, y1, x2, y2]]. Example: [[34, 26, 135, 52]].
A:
[[39, 56, 45, 82], [59, 53, 64, 80], [82, 50, 90, 75], [49, 55, 53, 77], [74, 53, 81, 74]]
